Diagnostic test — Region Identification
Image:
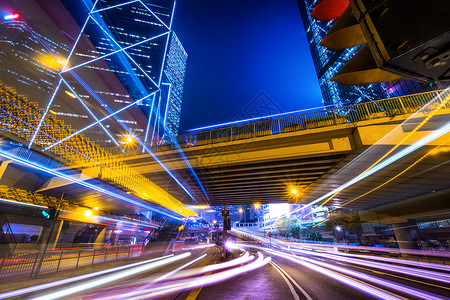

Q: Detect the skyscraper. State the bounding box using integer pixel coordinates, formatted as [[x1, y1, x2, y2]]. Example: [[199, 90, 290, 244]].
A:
[[162, 32, 187, 138], [296, 0, 438, 108], [1, 0, 187, 151]]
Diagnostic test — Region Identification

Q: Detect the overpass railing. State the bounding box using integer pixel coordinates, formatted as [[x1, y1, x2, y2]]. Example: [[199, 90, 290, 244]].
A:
[[155, 89, 449, 151]]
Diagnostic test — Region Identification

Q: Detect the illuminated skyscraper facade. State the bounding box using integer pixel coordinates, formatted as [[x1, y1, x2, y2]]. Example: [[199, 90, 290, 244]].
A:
[[1, 0, 186, 152], [296, 0, 438, 107], [162, 32, 187, 138], [0, 21, 70, 101], [52, 0, 187, 149]]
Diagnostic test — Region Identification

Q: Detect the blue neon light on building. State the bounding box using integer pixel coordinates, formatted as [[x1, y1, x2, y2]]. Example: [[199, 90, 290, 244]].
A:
[[161, 32, 187, 138], [1, 0, 187, 150]]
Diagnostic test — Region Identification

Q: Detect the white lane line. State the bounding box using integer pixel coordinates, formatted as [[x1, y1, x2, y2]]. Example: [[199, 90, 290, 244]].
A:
[[270, 261, 300, 300], [271, 261, 313, 300]]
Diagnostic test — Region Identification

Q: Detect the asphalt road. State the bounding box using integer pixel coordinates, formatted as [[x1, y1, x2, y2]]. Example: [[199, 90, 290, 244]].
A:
[[2, 238, 449, 300]]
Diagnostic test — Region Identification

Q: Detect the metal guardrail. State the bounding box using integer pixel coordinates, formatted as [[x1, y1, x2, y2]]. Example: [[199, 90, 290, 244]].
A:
[[0, 244, 143, 280], [155, 89, 450, 151]]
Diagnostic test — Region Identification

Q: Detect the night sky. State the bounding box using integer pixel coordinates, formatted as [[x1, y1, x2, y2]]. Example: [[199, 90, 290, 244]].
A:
[[173, 0, 323, 132]]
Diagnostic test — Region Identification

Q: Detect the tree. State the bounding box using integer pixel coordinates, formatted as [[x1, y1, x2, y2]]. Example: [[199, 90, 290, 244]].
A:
[[306, 232, 323, 242], [276, 217, 302, 239], [325, 211, 362, 242]]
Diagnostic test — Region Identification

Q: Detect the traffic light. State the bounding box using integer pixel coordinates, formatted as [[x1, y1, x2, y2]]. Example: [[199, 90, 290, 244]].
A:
[[41, 208, 57, 219], [316, 0, 450, 85]]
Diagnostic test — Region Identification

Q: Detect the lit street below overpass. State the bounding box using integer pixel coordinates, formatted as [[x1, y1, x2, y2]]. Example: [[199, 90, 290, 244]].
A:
[[1, 232, 449, 300]]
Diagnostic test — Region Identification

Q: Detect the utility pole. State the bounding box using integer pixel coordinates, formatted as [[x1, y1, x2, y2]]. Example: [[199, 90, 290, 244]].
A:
[[222, 205, 229, 258]]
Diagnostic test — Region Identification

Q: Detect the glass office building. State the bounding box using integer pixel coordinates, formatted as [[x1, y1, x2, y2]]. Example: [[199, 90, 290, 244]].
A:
[[162, 32, 187, 138], [0, 0, 186, 150], [296, 0, 438, 108]]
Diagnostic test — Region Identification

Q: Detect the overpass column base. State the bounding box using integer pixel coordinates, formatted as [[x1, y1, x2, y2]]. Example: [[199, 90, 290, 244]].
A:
[[37, 220, 63, 250]]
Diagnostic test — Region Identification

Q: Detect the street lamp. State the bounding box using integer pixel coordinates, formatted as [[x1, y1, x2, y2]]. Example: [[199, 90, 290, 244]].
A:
[[253, 203, 263, 233], [335, 225, 344, 244], [291, 188, 298, 195], [126, 135, 134, 144]]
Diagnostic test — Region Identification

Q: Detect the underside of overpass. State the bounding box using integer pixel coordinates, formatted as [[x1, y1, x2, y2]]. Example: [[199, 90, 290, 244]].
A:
[[120, 109, 450, 222], [0, 99, 448, 222]]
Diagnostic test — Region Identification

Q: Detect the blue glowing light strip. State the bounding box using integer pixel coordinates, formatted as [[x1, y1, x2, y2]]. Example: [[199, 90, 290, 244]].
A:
[[169, 1, 176, 29], [61, 31, 170, 74], [157, 30, 171, 87], [61, 2, 98, 71], [142, 99, 211, 202], [164, 131, 212, 203], [67, 64, 138, 152], [0, 98, 92, 161], [151, 93, 162, 144], [60, 77, 123, 150], [0, 198, 47, 209], [91, 0, 139, 14], [89, 14, 161, 89], [0, 148, 183, 220], [29, 2, 98, 148], [28, 79, 63, 149], [144, 94, 156, 145], [140, 143, 198, 203], [162, 83, 172, 128], [45, 0, 201, 205], [44, 92, 156, 151], [59, 78, 198, 205], [138, 0, 170, 30], [187, 104, 337, 132], [86, 97, 200, 205]]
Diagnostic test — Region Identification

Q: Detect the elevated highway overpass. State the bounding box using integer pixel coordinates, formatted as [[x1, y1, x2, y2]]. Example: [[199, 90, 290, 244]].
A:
[[118, 89, 450, 223], [0, 84, 449, 224]]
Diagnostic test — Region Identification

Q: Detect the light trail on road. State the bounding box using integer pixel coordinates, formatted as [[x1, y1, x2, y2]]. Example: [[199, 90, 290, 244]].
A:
[[31, 252, 192, 300], [0, 254, 175, 299], [229, 230, 450, 300]]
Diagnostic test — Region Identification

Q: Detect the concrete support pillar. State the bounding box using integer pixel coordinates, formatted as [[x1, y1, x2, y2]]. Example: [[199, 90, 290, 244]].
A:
[[94, 226, 106, 245], [36, 220, 63, 250], [392, 223, 414, 256], [114, 231, 120, 245]]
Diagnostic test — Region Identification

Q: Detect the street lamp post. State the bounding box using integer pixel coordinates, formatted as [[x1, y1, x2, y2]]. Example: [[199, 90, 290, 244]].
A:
[[253, 203, 263, 235], [239, 207, 244, 226]]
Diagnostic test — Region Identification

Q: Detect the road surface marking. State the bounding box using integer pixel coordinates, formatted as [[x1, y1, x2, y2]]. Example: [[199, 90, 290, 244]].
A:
[[185, 246, 220, 300], [271, 261, 313, 300], [289, 252, 408, 300], [270, 261, 300, 300]]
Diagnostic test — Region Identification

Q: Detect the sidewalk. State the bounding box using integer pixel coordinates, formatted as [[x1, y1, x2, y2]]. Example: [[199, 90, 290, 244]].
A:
[[0, 247, 165, 296]]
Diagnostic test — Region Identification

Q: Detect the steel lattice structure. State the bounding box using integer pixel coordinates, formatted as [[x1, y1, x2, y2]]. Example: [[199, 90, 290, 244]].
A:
[[29, 0, 186, 153]]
